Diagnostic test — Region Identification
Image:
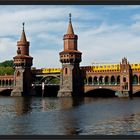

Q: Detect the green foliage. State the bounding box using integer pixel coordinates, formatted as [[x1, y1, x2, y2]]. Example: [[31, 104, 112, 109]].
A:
[[0, 60, 14, 75], [0, 60, 13, 67], [0, 67, 14, 75], [42, 77, 60, 84], [50, 78, 60, 84]]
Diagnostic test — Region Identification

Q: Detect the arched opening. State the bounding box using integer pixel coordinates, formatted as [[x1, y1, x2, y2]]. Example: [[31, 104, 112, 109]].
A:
[[0, 89, 12, 96], [34, 76, 60, 97], [9, 80, 12, 86], [6, 80, 8, 86], [105, 76, 109, 85], [132, 75, 138, 85], [99, 76, 103, 85], [85, 88, 117, 97], [93, 77, 98, 85], [2, 80, 5, 86], [117, 76, 120, 85], [111, 76, 115, 85], [84, 78, 87, 84], [41, 76, 60, 85], [88, 77, 92, 85], [65, 68, 68, 75], [133, 91, 140, 97], [12, 80, 14, 86], [17, 71, 20, 77]]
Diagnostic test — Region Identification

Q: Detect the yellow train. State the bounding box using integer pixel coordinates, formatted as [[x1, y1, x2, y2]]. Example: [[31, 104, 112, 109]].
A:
[[42, 68, 61, 73], [32, 62, 140, 74], [130, 63, 140, 71], [81, 63, 140, 72], [32, 68, 61, 74]]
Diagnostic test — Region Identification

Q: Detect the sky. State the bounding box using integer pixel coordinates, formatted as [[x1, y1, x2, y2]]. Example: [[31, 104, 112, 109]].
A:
[[1, 5, 140, 68]]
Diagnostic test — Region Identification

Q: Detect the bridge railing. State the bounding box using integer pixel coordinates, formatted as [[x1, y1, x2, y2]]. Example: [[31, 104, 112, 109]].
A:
[[84, 82, 120, 86]]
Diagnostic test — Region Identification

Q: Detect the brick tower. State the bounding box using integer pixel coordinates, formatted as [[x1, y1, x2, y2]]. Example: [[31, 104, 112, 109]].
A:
[[11, 23, 33, 96], [58, 14, 83, 97], [120, 57, 132, 97]]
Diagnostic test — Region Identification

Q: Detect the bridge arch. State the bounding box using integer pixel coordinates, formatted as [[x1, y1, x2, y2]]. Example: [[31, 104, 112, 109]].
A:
[[99, 76, 103, 85], [85, 88, 117, 97], [133, 90, 140, 97], [117, 75, 120, 84], [111, 76, 115, 85], [105, 76, 109, 85], [2, 80, 5, 86], [40, 75, 60, 85], [88, 76, 92, 85], [93, 76, 98, 85], [0, 89, 12, 96], [0, 79, 13, 87], [132, 75, 138, 85], [84, 78, 87, 84]]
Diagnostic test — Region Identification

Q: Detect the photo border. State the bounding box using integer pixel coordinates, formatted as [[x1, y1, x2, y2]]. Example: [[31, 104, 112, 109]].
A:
[[0, 0, 140, 5], [0, 1, 140, 140]]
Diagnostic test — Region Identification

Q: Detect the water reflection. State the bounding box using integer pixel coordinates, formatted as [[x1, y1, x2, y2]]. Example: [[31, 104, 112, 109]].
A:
[[56, 97, 84, 135], [14, 97, 32, 116], [0, 97, 140, 134]]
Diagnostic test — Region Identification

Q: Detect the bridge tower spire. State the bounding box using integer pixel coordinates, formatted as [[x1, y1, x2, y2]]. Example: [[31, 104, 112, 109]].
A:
[[11, 23, 33, 96], [58, 14, 83, 97]]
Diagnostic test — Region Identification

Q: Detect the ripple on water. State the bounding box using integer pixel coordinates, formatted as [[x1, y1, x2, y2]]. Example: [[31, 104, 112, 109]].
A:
[[81, 113, 140, 135]]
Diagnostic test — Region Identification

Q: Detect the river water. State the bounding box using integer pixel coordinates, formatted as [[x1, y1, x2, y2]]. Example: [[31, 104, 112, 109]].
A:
[[0, 96, 140, 135]]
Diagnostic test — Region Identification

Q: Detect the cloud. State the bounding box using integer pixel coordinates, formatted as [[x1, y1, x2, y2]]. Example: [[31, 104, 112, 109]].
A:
[[79, 23, 140, 66], [0, 5, 140, 68], [0, 38, 16, 60], [32, 49, 61, 68]]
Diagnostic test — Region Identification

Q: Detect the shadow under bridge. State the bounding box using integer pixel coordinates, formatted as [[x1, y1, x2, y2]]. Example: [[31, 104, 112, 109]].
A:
[[85, 88, 117, 97], [33, 75, 60, 97]]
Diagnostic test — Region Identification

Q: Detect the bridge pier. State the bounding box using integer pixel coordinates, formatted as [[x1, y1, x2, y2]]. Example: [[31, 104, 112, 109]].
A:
[[11, 89, 23, 96], [116, 91, 130, 97]]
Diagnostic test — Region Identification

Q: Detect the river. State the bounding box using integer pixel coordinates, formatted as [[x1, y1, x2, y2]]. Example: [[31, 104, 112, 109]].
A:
[[0, 96, 140, 135]]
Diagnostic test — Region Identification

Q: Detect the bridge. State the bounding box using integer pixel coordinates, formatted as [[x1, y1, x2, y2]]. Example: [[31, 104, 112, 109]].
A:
[[1, 57, 140, 97], [0, 14, 140, 97]]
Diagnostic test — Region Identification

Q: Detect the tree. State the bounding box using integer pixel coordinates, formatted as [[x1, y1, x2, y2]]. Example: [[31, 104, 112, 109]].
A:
[[0, 60, 13, 67], [0, 60, 14, 75]]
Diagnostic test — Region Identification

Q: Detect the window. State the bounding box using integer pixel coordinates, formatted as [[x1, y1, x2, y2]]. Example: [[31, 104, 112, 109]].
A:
[[65, 68, 67, 75], [17, 71, 20, 77]]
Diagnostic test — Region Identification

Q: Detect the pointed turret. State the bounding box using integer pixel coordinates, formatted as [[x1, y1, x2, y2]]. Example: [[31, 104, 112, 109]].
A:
[[17, 22, 29, 56], [67, 13, 74, 34], [20, 22, 27, 42], [63, 13, 78, 51]]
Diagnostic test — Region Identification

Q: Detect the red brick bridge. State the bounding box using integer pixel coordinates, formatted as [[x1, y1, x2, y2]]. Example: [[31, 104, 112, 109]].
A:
[[82, 57, 140, 97]]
